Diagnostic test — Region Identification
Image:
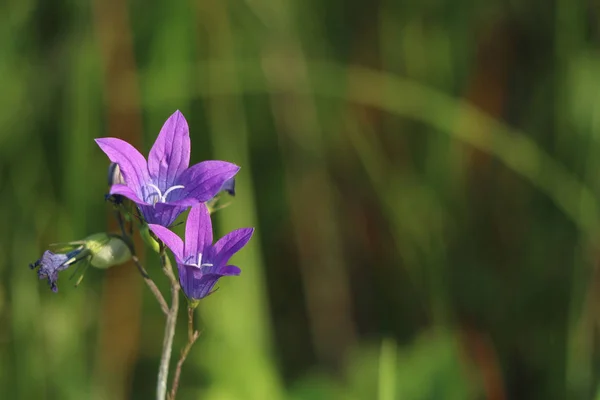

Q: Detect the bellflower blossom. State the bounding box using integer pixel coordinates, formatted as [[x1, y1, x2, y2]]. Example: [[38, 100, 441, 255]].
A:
[[95, 110, 240, 227], [148, 203, 254, 302]]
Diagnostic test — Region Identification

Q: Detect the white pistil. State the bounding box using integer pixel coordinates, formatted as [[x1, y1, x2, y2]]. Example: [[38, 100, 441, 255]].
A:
[[146, 183, 185, 206], [189, 252, 213, 269]]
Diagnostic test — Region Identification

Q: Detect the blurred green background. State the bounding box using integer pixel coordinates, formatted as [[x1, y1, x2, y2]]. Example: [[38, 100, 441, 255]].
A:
[[2, 0, 600, 399]]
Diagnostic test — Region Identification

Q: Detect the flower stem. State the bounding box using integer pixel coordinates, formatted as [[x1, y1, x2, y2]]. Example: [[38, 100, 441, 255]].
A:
[[114, 209, 169, 315], [131, 254, 169, 315], [157, 243, 180, 400], [168, 307, 200, 400]]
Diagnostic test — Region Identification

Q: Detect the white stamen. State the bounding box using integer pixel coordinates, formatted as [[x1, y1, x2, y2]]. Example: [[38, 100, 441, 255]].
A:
[[188, 252, 213, 269], [146, 183, 163, 205], [162, 185, 185, 201], [146, 183, 185, 205]]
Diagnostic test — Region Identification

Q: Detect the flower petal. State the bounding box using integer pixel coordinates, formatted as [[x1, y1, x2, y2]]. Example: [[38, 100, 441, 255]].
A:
[[147, 224, 184, 261], [140, 203, 187, 227], [201, 264, 241, 276], [212, 227, 254, 266], [109, 184, 148, 205], [148, 110, 191, 191], [193, 274, 224, 299], [176, 161, 240, 202], [184, 203, 213, 262], [177, 264, 240, 300], [164, 198, 200, 207], [177, 263, 200, 299], [195, 266, 241, 298], [95, 138, 149, 196]]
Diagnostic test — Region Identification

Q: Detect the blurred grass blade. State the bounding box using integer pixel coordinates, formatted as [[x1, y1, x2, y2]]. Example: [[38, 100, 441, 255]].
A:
[[135, 59, 600, 239], [378, 338, 397, 400]]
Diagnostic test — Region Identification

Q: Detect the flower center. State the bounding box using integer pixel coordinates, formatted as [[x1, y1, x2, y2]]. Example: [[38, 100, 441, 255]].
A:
[[146, 183, 185, 205], [187, 252, 213, 269]]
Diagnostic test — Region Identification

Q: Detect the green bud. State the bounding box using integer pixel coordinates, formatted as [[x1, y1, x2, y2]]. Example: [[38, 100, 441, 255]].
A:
[[84, 233, 132, 269]]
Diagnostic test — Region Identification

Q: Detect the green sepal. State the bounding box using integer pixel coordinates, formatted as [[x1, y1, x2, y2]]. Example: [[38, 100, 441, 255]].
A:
[[140, 224, 161, 253]]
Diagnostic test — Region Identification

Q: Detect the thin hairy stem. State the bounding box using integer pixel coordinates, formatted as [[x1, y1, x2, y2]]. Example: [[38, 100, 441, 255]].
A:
[[114, 207, 169, 315], [168, 307, 200, 400], [114, 208, 127, 236], [131, 254, 169, 315], [156, 242, 180, 400]]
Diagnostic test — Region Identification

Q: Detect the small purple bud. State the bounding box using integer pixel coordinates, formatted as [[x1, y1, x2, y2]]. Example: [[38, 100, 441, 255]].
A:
[[221, 177, 235, 196]]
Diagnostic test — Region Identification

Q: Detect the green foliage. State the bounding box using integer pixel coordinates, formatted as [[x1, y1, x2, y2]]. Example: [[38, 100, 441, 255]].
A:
[[1, 0, 598, 399]]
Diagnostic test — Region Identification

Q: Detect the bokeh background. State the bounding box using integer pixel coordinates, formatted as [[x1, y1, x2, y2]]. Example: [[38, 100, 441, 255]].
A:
[[2, 0, 600, 399]]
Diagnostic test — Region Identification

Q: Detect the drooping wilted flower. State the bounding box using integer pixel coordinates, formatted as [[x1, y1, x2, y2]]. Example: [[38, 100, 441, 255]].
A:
[[148, 203, 253, 304], [95, 110, 240, 227], [30, 233, 132, 292], [30, 250, 84, 293]]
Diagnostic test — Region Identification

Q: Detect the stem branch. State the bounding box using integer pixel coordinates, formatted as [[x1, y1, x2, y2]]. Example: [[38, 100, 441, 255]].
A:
[[168, 307, 201, 400], [114, 208, 169, 315], [131, 254, 169, 315]]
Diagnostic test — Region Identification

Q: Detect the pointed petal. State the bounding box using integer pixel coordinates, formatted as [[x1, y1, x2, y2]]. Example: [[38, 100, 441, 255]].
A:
[[177, 263, 199, 299], [201, 264, 241, 276], [148, 110, 191, 190], [178, 263, 217, 300], [184, 203, 213, 261], [139, 203, 187, 227], [193, 274, 224, 299], [178, 264, 240, 300], [109, 184, 148, 205], [147, 224, 184, 261], [195, 266, 241, 298], [95, 138, 149, 196], [212, 228, 254, 266], [176, 161, 240, 202]]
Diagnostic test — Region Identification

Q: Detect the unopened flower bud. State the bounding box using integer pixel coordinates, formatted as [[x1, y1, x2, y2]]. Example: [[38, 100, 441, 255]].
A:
[[221, 177, 235, 196], [108, 162, 125, 186], [106, 163, 125, 205], [86, 233, 132, 269]]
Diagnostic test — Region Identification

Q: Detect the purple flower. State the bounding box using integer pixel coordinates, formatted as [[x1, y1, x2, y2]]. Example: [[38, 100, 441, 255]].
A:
[[95, 110, 240, 226], [148, 203, 254, 301], [30, 248, 86, 292]]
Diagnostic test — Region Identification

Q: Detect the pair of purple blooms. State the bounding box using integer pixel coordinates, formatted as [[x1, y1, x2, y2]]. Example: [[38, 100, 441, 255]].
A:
[[33, 110, 253, 301], [97, 110, 254, 301]]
